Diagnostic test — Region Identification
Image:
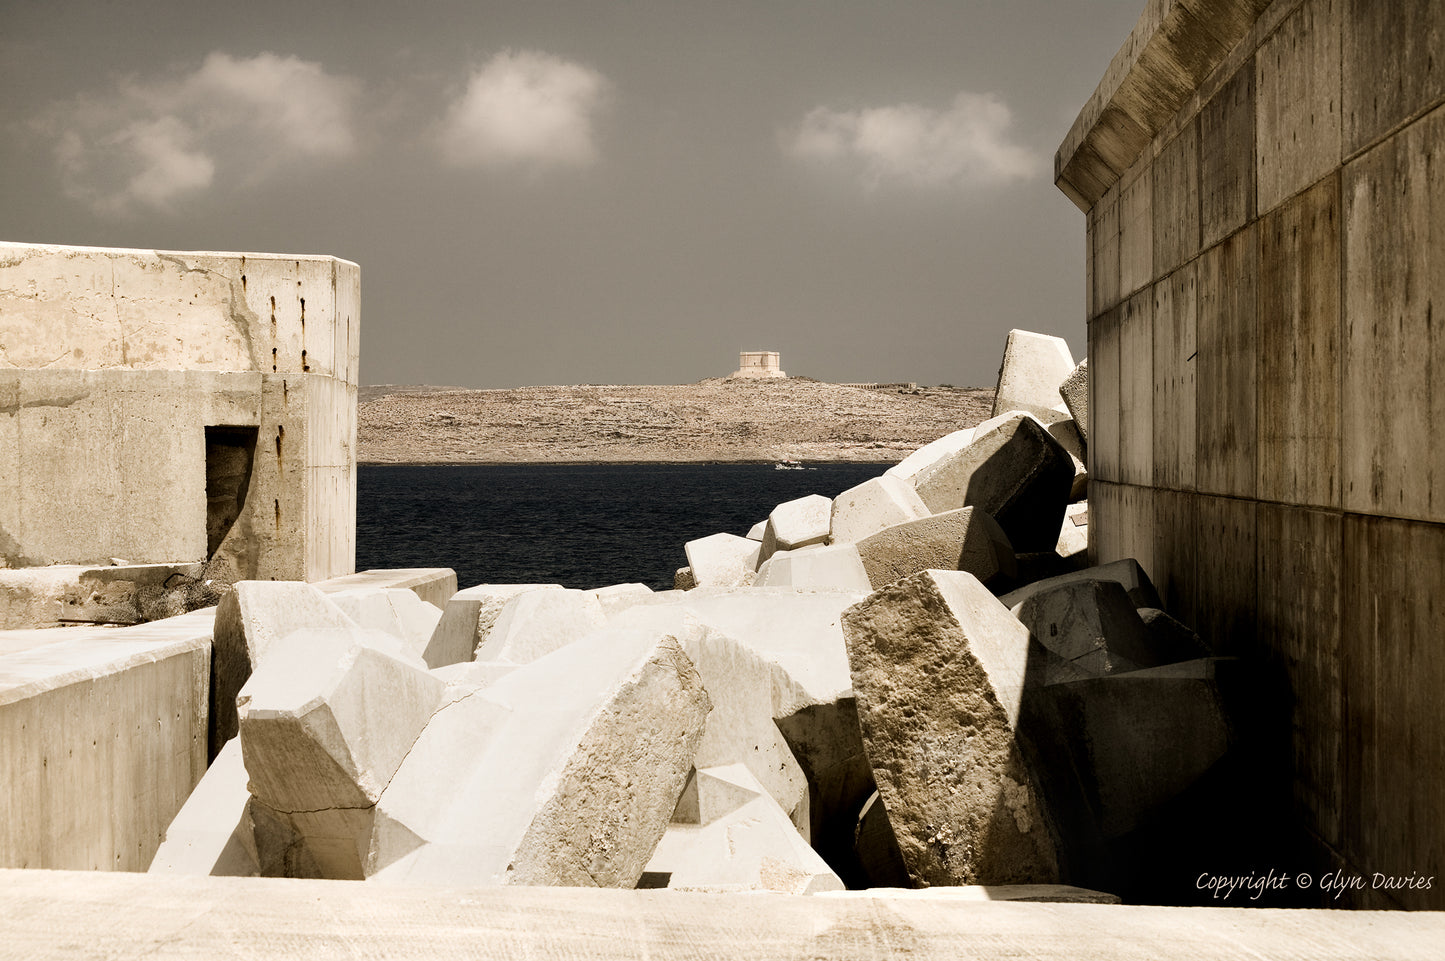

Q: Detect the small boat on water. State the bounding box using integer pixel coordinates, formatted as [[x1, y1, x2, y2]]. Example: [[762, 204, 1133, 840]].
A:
[[774, 459, 805, 470]]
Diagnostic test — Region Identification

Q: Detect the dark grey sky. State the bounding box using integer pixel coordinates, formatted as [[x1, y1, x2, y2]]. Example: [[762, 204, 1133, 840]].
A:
[[1, 0, 1142, 388]]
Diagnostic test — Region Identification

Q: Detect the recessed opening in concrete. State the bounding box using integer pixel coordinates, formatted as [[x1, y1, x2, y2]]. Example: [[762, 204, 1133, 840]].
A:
[[205, 426, 258, 559]]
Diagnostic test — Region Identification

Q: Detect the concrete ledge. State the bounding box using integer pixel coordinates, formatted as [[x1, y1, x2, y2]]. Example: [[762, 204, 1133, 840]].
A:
[[0, 870, 1440, 959], [1054, 0, 1275, 210]]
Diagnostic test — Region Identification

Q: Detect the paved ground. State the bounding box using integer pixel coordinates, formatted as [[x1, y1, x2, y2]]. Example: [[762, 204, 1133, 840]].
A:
[[1, 870, 1440, 960]]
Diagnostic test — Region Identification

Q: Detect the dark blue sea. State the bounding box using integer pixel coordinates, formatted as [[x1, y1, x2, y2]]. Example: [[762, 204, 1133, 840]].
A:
[[356, 463, 887, 592]]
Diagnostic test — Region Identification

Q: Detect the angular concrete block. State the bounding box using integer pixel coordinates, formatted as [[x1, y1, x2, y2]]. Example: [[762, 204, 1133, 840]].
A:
[[1047, 419, 1089, 503], [1056, 503, 1089, 560], [884, 428, 975, 486], [645, 764, 844, 894], [590, 583, 654, 617], [149, 738, 258, 877], [315, 569, 458, 611], [1060, 359, 1089, 442], [759, 494, 833, 564], [1137, 608, 1209, 664], [853, 790, 910, 889], [911, 412, 1074, 552], [327, 587, 443, 660], [685, 533, 760, 588], [746, 520, 767, 541], [424, 584, 563, 670], [1011, 580, 1156, 677], [369, 628, 710, 887], [754, 544, 872, 593], [211, 581, 361, 759], [829, 474, 931, 545], [854, 506, 1017, 591], [1000, 558, 1162, 613], [843, 570, 1060, 885], [475, 588, 606, 665], [992, 329, 1077, 422], [237, 625, 446, 879]]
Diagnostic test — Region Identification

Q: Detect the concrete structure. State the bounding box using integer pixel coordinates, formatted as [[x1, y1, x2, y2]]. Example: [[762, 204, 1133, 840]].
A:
[[0, 242, 360, 586], [1056, 0, 1445, 908], [730, 351, 785, 379]]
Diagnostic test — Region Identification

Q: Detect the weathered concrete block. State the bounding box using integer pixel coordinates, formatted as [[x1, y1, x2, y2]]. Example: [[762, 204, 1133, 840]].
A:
[[1137, 608, 1209, 664], [746, 520, 767, 541], [149, 738, 257, 877], [315, 569, 458, 610], [645, 764, 843, 894], [843, 570, 1059, 885], [327, 587, 442, 660], [991, 329, 1077, 423], [424, 584, 562, 669], [1059, 359, 1089, 442], [0, 565, 89, 630], [1047, 419, 1089, 502], [1057, 503, 1089, 560], [884, 428, 976, 486], [911, 412, 1074, 552], [830, 474, 931, 545], [474, 588, 606, 665], [211, 581, 360, 760], [999, 558, 1162, 613], [237, 625, 446, 879], [590, 583, 654, 617], [854, 507, 1017, 591], [759, 494, 833, 564], [685, 533, 760, 588], [369, 628, 709, 886], [754, 544, 872, 593], [1011, 580, 1156, 678]]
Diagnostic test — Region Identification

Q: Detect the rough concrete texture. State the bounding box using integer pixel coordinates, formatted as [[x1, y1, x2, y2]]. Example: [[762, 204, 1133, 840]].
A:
[[1000, 558, 1163, 614], [1011, 580, 1158, 679], [1, 608, 213, 871], [753, 543, 871, 592], [884, 427, 976, 485], [210, 581, 360, 759], [1057, 503, 1089, 559], [590, 583, 654, 616], [684, 533, 760, 588], [646, 764, 843, 894], [237, 625, 445, 879], [991, 329, 1077, 423], [148, 738, 257, 877], [843, 570, 1059, 885], [5, 870, 1444, 960], [854, 506, 1016, 591], [911, 412, 1074, 552], [315, 569, 457, 610], [1059, 359, 1089, 442], [327, 587, 443, 660], [369, 628, 708, 887], [0, 562, 223, 630], [424, 584, 562, 669], [829, 474, 931, 545], [0, 565, 89, 629], [1046, 419, 1089, 502], [853, 790, 911, 888], [474, 587, 606, 664], [759, 494, 833, 564]]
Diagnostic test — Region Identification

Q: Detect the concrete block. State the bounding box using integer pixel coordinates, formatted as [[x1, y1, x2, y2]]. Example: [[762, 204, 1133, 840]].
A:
[[754, 544, 872, 593], [326, 587, 443, 659], [759, 494, 833, 563], [842, 570, 1059, 885], [210, 581, 359, 759], [1137, 608, 1209, 664], [829, 474, 931, 545], [0, 565, 88, 629], [685, 533, 760, 588], [1059, 359, 1089, 444], [854, 506, 1017, 591], [1196, 226, 1258, 499], [911, 412, 1074, 552], [990, 329, 1077, 422], [149, 738, 257, 877], [746, 520, 767, 541], [885, 428, 976, 486], [424, 584, 562, 669], [1057, 503, 1089, 560], [237, 625, 446, 879], [1011, 580, 1158, 677], [1000, 557, 1162, 614], [474, 588, 607, 665], [590, 583, 655, 616], [645, 764, 843, 894], [853, 789, 911, 888], [314, 569, 457, 610], [1047, 419, 1089, 502], [369, 628, 709, 887]]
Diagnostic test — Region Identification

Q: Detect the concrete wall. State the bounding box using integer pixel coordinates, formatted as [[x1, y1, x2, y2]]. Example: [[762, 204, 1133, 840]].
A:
[[0, 609, 213, 870], [1057, 0, 1445, 908], [0, 243, 359, 583]]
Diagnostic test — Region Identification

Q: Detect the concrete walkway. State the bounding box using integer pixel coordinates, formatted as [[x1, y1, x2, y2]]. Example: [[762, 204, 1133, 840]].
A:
[[0, 870, 1440, 960]]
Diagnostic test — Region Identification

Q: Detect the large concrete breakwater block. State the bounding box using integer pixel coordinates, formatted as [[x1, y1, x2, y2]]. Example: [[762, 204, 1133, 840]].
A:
[[841, 570, 1059, 886], [991, 329, 1076, 423], [854, 506, 1016, 590]]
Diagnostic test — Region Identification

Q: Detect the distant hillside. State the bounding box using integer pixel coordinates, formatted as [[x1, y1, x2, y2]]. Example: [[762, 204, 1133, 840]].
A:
[[358, 378, 995, 464]]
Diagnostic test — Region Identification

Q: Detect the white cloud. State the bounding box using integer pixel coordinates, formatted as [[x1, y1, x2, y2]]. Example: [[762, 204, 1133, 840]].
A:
[[783, 92, 1042, 190], [438, 50, 608, 169], [37, 52, 360, 215]]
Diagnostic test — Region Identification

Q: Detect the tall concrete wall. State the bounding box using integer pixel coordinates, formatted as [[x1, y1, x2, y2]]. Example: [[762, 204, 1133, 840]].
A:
[[1057, 0, 1444, 908], [0, 243, 359, 583]]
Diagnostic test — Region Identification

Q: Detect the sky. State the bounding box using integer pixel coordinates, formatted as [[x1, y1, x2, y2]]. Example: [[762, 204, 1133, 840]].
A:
[[1, 0, 1144, 389]]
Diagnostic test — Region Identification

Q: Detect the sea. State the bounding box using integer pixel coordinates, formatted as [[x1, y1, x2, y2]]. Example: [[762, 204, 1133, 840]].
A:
[[356, 462, 888, 592]]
